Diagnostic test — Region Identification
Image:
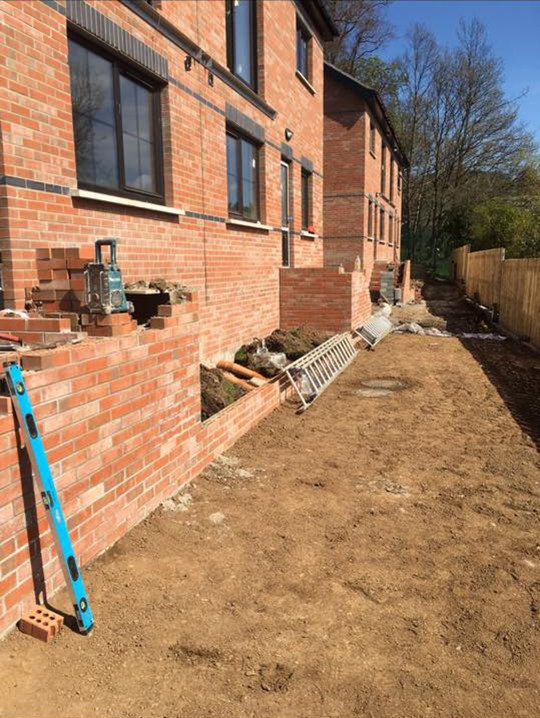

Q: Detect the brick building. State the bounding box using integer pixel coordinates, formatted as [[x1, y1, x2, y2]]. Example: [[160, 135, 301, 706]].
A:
[[0, 1, 381, 635], [0, 0, 342, 362], [323, 62, 412, 299]]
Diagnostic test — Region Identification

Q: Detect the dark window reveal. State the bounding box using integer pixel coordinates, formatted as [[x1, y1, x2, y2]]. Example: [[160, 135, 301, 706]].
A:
[[226, 130, 259, 221], [380, 207, 385, 241], [68, 36, 163, 202], [226, 0, 257, 90], [381, 143, 386, 195], [368, 199, 373, 237], [296, 19, 310, 79], [369, 121, 375, 154], [301, 169, 311, 230]]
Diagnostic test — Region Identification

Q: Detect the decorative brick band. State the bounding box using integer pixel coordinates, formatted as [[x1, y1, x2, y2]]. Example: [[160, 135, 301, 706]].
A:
[[0, 176, 70, 195], [225, 103, 265, 143], [65, 0, 169, 80], [184, 211, 226, 224]]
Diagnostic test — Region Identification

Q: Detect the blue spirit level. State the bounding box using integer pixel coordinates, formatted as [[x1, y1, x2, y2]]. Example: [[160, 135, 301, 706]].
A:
[[5, 363, 94, 634]]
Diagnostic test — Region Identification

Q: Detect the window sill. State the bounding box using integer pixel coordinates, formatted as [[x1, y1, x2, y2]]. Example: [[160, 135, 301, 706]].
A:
[[226, 217, 272, 231], [295, 71, 316, 95], [300, 230, 317, 240], [71, 189, 185, 215]]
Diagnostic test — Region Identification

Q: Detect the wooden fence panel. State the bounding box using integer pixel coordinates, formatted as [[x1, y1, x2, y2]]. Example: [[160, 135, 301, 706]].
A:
[[465, 247, 505, 307], [499, 258, 540, 346], [451, 244, 470, 282]]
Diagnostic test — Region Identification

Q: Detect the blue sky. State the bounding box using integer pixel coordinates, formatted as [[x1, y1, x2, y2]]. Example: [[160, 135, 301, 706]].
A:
[[378, 0, 540, 144]]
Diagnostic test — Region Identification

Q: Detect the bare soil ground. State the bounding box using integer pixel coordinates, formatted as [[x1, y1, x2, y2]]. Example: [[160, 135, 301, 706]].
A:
[[1, 283, 540, 718]]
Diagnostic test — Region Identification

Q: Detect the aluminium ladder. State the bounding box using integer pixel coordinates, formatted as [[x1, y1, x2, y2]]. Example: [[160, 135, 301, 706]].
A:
[[285, 332, 357, 412], [354, 315, 393, 349], [4, 362, 94, 634]]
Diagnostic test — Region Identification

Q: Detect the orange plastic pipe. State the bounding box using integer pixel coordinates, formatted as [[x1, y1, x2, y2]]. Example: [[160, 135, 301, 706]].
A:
[[217, 361, 265, 382], [222, 371, 256, 392]]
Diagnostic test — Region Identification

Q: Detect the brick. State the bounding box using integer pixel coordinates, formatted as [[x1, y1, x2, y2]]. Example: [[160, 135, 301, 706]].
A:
[[37, 268, 53, 282], [94, 313, 132, 326], [83, 321, 136, 337], [53, 269, 70, 280], [67, 259, 88, 270], [35, 248, 51, 261], [157, 304, 186, 317], [19, 605, 64, 642]]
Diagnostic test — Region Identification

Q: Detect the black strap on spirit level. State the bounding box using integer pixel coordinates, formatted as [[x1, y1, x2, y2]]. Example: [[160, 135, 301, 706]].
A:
[[4, 362, 94, 634]]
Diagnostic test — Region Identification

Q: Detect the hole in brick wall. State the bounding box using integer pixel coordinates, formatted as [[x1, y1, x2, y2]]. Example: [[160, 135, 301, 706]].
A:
[[124, 279, 191, 325]]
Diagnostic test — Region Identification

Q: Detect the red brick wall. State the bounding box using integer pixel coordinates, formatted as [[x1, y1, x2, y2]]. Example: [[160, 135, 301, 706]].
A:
[[0, 0, 325, 362], [0, 299, 291, 636], [280, 267, 371, 333], [323, 69, 403, 284]]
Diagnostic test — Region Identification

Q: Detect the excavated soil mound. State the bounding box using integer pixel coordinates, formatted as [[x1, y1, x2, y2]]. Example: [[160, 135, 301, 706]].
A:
[[200, 365, 244, 420], [236, 326, 335, 377]]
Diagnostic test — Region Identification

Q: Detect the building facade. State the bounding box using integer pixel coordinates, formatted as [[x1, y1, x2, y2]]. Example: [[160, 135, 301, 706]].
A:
[[0, 0, 337, 363], [0, 0, 361, 635], [323, 62, 410, 294]]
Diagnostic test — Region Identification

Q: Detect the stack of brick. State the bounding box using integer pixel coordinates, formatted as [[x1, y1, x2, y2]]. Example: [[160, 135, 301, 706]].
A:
[[81, 312, 138, 338], [0, 314, 82, 346], [32, 247, 93, 313]]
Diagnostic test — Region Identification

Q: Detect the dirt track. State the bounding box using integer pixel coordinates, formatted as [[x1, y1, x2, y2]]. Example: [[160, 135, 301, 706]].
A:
[[1, 285, 540, 718]]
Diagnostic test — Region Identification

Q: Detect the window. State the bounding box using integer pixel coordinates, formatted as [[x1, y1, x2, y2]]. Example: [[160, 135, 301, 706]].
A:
[[373, 205, 378, 241], [68, 36, 163, 202], [390, 159, 394, 202], [281, 161, 290, 267], [379, 207, 385, 242], [296, 19, 310, 80], [389, 216, 393, 245], [367, 199, 373, 238], [226, 129, 259, 221], [369, 121, 376, 155], [381, 143, 386, 195], [395, 216, 400, 247], [226, 0, 257, 90], [301, 169, 311, 230], [398, 171, 402, 193]]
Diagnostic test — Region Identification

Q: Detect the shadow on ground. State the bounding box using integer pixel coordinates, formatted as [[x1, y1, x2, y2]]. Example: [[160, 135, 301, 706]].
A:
[[422, 279, 540, 451]]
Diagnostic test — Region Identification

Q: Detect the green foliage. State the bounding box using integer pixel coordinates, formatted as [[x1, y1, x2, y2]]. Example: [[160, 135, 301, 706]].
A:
[[470, 199, 540, 258]]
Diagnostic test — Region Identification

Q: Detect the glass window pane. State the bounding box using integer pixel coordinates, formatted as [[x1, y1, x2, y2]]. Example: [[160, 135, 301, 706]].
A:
[[282, 231, 290, 267], [120, 76, 156, 193], [233, 0, 253, 86], [120, 75, 138, 136], [241, 139, 257, 220], [226, 134, 240, 214], [92, 119, 119, 187], [242, 178, 256, 219], [302, 171, 310, 228], [68, 39, 119, 189], [281, 164, 289, 227]]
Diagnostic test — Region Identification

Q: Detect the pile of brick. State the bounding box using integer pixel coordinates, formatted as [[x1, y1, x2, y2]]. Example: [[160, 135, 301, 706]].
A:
[[0, 313, 81, 346], [31, 246, 93, 314], [30, 246, 138, 339], [81, 312, 138, 338]]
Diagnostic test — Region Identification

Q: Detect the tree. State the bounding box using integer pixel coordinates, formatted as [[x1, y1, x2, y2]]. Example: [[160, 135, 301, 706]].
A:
[[470, 198, 540, 258], [324, 0, 394, 75], [394, 19, 536, 266]]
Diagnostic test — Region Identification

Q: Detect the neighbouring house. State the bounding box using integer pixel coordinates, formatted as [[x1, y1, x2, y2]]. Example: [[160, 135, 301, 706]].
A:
[[323, 62, 413, 302], [0, 0, 387, 636]]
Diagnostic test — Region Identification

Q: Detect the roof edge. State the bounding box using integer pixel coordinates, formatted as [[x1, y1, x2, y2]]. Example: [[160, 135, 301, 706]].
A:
[[297, 0, 339, 42]]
